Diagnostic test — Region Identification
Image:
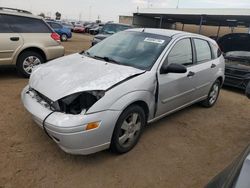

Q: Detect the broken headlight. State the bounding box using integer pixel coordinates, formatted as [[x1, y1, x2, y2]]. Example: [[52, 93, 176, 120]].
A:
[[56, 91, 105, 115]]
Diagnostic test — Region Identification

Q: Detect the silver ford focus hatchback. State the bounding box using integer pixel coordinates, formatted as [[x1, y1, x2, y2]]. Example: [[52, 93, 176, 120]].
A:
[[22, 29, 225, 155]]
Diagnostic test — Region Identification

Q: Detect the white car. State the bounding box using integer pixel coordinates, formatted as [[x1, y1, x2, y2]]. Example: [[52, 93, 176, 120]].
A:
[[22, 29, 225, 155]]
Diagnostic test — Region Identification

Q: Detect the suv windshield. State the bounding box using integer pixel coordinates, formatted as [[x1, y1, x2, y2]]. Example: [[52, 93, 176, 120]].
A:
[[86, 31, 171, 70], [225, 51, 250, 67], [101, 24, 131, 34]]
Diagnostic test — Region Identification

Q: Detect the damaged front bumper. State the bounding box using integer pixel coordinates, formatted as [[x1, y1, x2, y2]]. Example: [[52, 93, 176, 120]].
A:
[[21, 85, 121, 155]]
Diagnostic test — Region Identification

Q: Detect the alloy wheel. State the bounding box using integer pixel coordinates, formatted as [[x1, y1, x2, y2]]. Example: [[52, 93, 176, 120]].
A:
[[209, 83, 219, 105], [22, 56, 41, 75], [118, 112, 141, 148]]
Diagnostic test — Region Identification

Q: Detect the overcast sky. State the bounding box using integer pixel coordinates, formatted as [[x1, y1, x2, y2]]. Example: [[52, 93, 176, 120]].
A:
[[1, 0, 250, 22]]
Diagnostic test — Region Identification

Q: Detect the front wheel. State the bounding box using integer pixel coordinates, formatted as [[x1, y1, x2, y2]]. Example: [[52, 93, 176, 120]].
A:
[[110, 105, 146, 154], [201, 80, 221, 107]]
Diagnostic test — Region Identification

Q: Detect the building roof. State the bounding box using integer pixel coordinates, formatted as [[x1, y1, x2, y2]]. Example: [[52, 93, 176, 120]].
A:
[[138, 8, 250, 16], [135, 8, 250, 27]]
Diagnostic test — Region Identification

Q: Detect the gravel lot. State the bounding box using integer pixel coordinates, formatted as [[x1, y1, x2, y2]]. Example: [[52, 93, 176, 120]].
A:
[[0, 33, 250, 188]]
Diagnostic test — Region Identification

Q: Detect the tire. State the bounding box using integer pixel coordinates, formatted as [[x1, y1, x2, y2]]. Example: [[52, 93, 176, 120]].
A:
[[201, 80, 221, 108], [17, 51, 44, 78], [61, 34, 68, 41], [110, 105, 146, 154]]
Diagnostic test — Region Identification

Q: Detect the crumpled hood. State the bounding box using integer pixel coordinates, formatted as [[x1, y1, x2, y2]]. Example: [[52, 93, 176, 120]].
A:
[[29, 53, 144, 101]]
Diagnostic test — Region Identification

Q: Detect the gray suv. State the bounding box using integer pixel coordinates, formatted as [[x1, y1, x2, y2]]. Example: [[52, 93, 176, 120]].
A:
[[0, 7, 64, 77], [22, 29, 225, 155]]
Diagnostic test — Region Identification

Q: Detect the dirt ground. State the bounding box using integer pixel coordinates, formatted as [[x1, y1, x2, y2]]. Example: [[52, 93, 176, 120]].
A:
[[0, 33, 250, 188]]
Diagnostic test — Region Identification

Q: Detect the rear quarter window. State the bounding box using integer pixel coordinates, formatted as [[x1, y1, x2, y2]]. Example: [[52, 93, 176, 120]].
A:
[[210, 42, 222, 58], [0, 15, 12, 33], [2, 15, 52, 33]]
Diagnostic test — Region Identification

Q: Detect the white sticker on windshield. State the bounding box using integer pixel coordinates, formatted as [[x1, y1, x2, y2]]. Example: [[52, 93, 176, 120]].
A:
[[144, 38, 165, 44]]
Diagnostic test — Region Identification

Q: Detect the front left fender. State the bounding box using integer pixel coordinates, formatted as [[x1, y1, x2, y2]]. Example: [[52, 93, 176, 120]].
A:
[[87, 90, 155, 120]]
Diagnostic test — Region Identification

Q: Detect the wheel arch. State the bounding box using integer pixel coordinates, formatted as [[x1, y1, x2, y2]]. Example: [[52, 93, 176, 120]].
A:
[[16, 47, 47, 65], [123, 100, 150, 122], [217, 76, 224, 87]]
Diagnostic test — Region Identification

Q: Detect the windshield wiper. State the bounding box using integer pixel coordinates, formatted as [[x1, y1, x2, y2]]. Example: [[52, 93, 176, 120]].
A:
[[93, 56, 120, 65]]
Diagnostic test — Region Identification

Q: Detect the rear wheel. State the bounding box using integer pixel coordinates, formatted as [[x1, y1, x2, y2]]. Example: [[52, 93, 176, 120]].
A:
[[17, 51, 44, 78], [61, 34, 68, 41], [201, 80, 221, 107], [110, 105, 146, 154]]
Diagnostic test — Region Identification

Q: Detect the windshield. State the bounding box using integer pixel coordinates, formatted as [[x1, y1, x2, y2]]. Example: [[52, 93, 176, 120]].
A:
[[85, 31, 171, 70], [225, 51, 250, 67], [101, 24, 132, 34]]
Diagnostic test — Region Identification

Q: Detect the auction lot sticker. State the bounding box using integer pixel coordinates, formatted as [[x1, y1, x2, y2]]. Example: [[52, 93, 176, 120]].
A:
[[144, 38, 165, 44]]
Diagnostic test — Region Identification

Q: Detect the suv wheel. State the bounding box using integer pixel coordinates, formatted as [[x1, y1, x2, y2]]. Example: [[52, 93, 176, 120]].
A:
[[201, 80, 221, 107], [110, 105, 146, 154], [61, 34, 68, 41], [17, 51, 44, 78]]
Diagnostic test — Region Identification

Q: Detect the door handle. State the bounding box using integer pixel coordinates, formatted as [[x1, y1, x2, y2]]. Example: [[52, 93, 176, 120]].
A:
[[187, 71, 195, 77], [10, 37, 19, 41], [211, 64, 216, 68]]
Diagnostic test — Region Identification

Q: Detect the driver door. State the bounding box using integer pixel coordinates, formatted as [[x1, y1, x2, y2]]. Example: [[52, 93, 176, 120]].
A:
[[156, 38, 197, 116]]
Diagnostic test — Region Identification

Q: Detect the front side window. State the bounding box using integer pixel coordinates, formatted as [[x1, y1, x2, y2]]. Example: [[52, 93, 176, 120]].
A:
[[194, 39, 212, 63], [3, 15, 51, 33], [167, 38, 193, 66], [86, 31, 171, 70]]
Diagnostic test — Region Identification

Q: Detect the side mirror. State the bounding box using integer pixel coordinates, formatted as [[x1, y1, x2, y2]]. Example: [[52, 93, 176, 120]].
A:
[[246, 82, 250, 99], [160, 63, 187, 74]]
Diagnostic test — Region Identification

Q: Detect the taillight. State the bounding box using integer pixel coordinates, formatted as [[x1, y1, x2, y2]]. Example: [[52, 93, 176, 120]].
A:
[[51, 32, 60, 42]]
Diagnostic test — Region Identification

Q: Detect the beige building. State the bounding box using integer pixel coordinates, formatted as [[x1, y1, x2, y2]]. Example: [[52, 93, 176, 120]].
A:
[[119, 15, 133, 25], [175, 23, 248, 37]]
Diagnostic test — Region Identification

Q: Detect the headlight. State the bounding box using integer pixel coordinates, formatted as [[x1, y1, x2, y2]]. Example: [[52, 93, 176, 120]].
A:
[[57, 91, 105, 115], [93, 38, 101, 43]]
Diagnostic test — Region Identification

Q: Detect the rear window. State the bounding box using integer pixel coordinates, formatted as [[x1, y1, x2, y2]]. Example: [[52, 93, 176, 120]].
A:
[[0, 15, 12, 33], [2, 15, 52, 33], [194, 38, 212, 63], [48, 22, 62, 29], [102, 24, 132, 34]]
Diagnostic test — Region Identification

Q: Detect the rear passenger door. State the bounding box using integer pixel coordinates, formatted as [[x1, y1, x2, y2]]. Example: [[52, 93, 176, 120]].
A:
[[191, 38, 216, 98], [0, 15, 23, 65]]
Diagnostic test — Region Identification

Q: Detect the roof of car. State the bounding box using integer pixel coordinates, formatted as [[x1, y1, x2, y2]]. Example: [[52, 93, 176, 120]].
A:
[[106, 22, 132, 27], [127, 28, 213, 41], [0, 7, 41, 19], [128, 28, 183, 36], [46, 21, 62, 24]]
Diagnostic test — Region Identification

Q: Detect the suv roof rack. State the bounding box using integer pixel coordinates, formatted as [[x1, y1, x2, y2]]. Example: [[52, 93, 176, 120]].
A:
[[0, 7, 32, 14]]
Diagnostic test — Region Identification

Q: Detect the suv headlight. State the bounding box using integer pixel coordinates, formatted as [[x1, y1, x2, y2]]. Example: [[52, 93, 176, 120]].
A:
[[93, 37, 101, 43]]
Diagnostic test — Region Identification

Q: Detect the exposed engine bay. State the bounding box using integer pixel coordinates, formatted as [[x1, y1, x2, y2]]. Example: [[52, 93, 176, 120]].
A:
[[26, 88, 104, 115]]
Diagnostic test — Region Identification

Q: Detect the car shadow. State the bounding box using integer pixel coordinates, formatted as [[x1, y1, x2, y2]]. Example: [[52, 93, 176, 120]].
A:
[[222, 85, 245, 95], [143, 103, 200, 134], [0, 65, 24, 80]]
